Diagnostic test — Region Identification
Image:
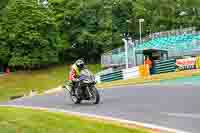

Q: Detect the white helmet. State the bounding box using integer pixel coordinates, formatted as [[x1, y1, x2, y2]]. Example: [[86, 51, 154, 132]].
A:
[[75, 59, 85, 69]]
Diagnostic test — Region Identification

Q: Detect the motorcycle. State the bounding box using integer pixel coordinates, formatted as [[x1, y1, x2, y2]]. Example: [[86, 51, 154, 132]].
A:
[[63, 68, 100, 104]]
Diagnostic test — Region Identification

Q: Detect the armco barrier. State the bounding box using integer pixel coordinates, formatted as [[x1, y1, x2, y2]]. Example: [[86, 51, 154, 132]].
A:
[[95, 68, 113, 83], [152, 59, 176, 74], [95, 75, 101, 83], [99, 67, 140, 83], [100, 70, 123, 82], [96, 68, 113, 76]]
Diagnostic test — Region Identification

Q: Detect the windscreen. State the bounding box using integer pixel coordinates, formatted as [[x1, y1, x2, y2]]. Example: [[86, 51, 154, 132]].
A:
[[80, 69, 95, 81]]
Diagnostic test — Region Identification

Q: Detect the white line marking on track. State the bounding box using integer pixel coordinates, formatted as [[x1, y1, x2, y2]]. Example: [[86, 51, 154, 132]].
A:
[[162, 112, 200, 119]]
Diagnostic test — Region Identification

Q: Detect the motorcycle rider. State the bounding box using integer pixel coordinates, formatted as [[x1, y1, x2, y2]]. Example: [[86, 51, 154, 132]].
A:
[[68, 58, 85, 96]]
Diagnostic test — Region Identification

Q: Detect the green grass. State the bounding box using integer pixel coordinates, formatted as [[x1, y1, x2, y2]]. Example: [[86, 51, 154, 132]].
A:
[[0, 64, 101, 101], [0, 107, 148, 133]]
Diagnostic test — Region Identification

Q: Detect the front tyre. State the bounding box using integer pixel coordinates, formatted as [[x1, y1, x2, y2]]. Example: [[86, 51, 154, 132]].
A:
[[90, 87, 100, 104], [71, 95, 82, 104], [63, 85, 81, 104]]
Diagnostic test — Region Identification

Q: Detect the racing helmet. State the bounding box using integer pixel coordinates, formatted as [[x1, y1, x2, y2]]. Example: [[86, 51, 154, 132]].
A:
[[75, 59, 85, 69]]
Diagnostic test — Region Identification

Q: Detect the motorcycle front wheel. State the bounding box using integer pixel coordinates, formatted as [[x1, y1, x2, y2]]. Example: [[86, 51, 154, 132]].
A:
[[64, 85, 82, 104], [90, 86, 100, 104], [71, 95, 82, 104]]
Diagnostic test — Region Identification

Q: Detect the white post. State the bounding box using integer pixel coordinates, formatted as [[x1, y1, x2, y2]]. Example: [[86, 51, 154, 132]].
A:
[[139, 21, 142, 43], [122, 38, 129, 69], [133, 47, 136, 66], [139, 19, 144, 44]]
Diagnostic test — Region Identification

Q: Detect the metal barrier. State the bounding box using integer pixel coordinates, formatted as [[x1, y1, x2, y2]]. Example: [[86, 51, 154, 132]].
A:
[[97, 56, 199, 83], [98, 66, 140, 83], [98, 59, 177, 83], [123, 67, 139, 80]]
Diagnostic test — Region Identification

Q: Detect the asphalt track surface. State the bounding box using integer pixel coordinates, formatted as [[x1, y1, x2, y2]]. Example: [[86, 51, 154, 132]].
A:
[[1, 84, 200, 133]]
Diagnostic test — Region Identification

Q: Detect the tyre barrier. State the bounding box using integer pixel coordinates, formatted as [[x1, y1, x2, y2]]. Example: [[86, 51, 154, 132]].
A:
[[152, 59, 176, 74], [100, 70, 123, 82]]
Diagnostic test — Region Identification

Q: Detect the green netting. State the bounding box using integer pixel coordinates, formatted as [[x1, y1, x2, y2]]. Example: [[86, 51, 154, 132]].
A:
[[111, 52, 125, 65], [102, 33, 200, 67], [136, 34, 200, 51]]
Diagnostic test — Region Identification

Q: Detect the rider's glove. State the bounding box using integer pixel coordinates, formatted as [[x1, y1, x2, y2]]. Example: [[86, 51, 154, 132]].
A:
[[73, 78, 80, 82]]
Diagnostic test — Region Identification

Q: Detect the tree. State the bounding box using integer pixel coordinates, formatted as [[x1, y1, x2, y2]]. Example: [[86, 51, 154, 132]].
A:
[[1, 0, 200, 69], [49, 0, 112, 62], [0, 0, 61, 69], [0, 0, 9, 10]]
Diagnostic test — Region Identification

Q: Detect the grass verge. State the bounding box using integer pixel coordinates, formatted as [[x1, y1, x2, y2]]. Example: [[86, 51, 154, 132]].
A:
[[0, 64, 101, 101], [0, 107, 149, 133], [97, 69, 200, 88]]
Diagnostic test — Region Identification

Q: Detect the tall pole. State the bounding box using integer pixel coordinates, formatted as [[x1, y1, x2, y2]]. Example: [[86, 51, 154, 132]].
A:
[[122, 37, 128, 69], [139, 21, 142, 44], [139, 19, 144, 44], [125, 38, 128, 69]]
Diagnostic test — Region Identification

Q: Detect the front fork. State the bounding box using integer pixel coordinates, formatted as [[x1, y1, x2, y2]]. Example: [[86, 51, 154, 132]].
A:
[[86, 86, 93, 98], [63, 85, 72, 94]]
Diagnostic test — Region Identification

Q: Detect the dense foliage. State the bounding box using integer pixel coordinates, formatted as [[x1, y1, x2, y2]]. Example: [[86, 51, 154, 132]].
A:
[[0, 0, 62, 69], [0, 0, 200, 69]]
